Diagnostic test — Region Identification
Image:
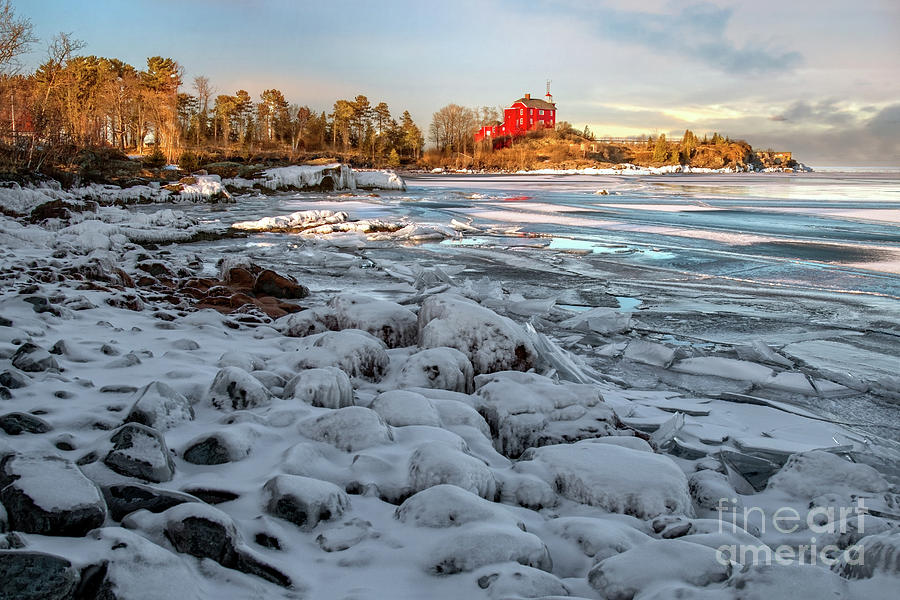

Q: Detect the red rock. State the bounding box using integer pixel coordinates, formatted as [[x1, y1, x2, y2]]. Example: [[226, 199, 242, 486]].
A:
[[253, 270, 309, 299]]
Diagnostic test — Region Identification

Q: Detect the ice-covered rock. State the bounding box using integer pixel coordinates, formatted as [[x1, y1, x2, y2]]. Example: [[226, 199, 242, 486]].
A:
[[354, 169, 407, 191], [418, 294, 536, 375], [283, 366, 354, 409], [0, 453, 106, 536], [125, 381, 194, 431], [408, 441, 497, 500], [474, 371, 620, 458], [0, 550, 78, 600], [395, 347, 474, 393], [766, 450, 889, 500], [515, 440, 693, 518], [232, 209, 349, 232], [395, 484, 520, 529], [327, 294, 417, 348], [287, 329, 390, 381], [263, 474, 350, 529], [206, 366, 271, 411], [274, 308, 331, 338], [424, 524, 552, 575], [299, 406, 394, 452], [587, 539, 731, 599], [371, 390, 442, 427], [104, 423, 176, 483]]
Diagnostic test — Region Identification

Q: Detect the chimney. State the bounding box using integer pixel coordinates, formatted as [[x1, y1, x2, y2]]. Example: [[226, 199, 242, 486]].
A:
[[525, 93, 531, 100]]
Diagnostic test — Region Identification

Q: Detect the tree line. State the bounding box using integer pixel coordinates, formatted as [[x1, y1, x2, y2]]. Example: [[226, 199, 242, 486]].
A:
[[0, 2, 424, 172]]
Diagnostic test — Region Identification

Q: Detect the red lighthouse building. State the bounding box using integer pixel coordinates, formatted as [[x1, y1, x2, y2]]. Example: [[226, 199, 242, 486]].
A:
[[475, 87, 557, 143]]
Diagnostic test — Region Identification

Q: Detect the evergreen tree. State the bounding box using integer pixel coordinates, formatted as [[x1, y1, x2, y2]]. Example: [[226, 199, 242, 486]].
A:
[[652, 133, 668, 162]]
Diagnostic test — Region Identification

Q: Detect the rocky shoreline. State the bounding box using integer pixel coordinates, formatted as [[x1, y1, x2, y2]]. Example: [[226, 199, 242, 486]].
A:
[[1, 174, 898, 599]]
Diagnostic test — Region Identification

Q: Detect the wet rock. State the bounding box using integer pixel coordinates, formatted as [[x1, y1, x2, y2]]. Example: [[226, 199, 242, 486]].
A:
[[11, 343, 58, 373], [418, 294, 535, 375], [0, 550, 78, 600], [283, 367, 353, 409], [253, 269, 308, 299], [299, 406, 394, 452], [101, 483, 198, 521], [424, 524, 551, 575], [0, 413, 52, 436], [396, 347, 475, 393], [206, 366, 270, 411], [162, 503, 292, 588], [0, 453, 106, 536], [263, 474, 350, 529], [408, 442, 497, 500], [124, 382, 194, 431], [104, 423, 176, 483], [0, 370, 27, 389]]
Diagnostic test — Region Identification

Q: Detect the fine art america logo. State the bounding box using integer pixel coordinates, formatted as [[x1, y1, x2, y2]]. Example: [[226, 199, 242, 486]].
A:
[[714, 498, 868, 567]]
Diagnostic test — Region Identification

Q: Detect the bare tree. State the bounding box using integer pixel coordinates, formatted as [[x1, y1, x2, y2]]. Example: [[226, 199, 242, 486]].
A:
[[0, 0, 36, 74]]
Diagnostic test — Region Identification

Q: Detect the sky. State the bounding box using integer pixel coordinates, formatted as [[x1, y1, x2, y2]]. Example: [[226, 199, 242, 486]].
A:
[[15, 0, 900, 166]]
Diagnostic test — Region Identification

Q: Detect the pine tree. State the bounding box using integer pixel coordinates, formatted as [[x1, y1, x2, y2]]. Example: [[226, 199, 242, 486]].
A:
[[652, 133, 668, 162]]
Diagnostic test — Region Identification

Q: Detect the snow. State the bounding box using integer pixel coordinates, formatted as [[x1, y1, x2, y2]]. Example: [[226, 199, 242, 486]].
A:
[[225, 164, 406, 192]]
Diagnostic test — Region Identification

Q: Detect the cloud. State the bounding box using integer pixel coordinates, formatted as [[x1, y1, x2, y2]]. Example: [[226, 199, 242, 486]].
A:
[[585, 2, 803, 75], [771, 100, 856, 126]]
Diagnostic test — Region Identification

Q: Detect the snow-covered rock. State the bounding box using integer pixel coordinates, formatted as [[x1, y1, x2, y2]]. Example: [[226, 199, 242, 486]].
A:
[[423, 524, 551, 575], [515, 440, 693, 518], [205, 366, 271, 411], [408, 441, 497, 500], [395, 484, 521, 529], [263, 474, 350, 529], [125, 381, 194, 431], [371, 390, 442, 427], [299, 406, 394, 452], [546, 516, 652, 564], [832, 531, 900, 579], [285, 329, 390, 381], [418, 294, 536, 375], [104, 423, 176, 483], [587, 539, 732, 599], [729, 563, 850, 599], [0, 453, 106, 536], [327, 294, 417, 348], [283, 366, 354, 409], [395, 347, 474, 393], [766, 450, 889, 500], [474, 371, 620, 458], [182, 428, 254, 465], [474, 563, 570, 599]]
